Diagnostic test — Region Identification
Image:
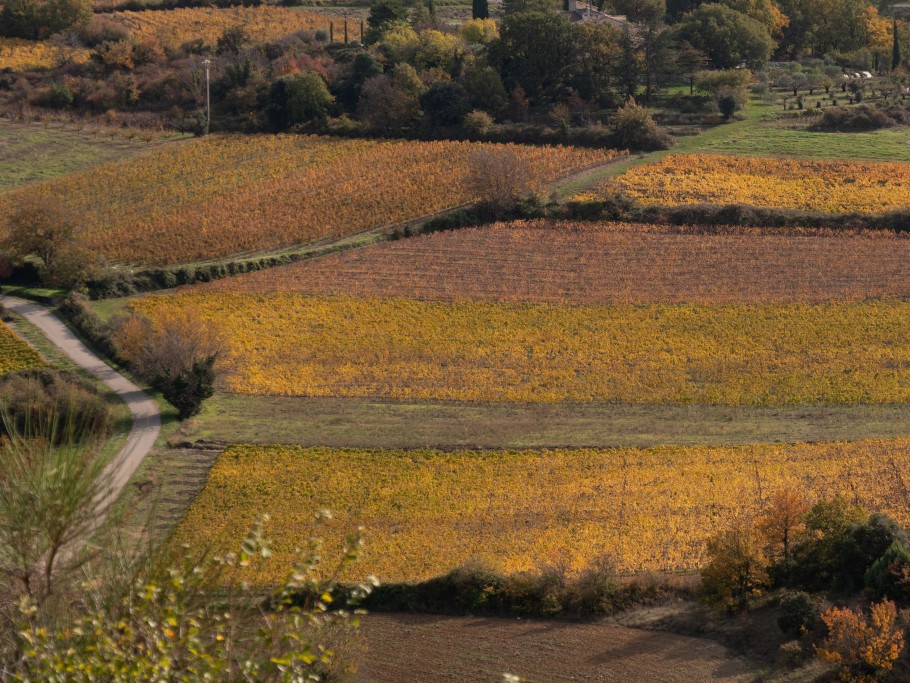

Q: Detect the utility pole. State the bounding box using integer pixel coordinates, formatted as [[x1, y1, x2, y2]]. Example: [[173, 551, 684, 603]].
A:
[[202, 58, 211, 135]]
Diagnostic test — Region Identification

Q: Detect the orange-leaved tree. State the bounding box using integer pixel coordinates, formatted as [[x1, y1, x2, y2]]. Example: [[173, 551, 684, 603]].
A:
[[816, 599, 905, 682]]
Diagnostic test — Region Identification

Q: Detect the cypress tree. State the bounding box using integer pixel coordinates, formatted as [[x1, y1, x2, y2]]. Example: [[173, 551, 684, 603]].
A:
[[329, 21, 334, 43], [893, 18, 902, 71], [344, 19, 349, 43], [427, 0, 437, 22], [472, 0, 489, 20]]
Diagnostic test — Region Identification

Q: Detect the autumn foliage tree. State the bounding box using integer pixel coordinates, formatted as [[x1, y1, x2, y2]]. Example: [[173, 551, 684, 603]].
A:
[[816, 599, 905, 682], [757, 488, 809, 565], [1, 196, 96, 287], [700, 517, 769, 612], [113, 307, 222, 419]]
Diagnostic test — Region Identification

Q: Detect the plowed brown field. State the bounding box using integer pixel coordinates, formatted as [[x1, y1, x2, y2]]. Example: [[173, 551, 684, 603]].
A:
[[201, 221, 910, 304], [356, 614, 755, 682]]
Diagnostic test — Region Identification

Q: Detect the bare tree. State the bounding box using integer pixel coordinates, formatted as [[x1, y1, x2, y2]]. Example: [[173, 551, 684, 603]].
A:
[[464, 147, 540, 217]]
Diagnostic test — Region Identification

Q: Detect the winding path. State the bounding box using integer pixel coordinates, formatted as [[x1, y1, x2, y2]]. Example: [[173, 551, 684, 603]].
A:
[[2, 295, 161, 513]]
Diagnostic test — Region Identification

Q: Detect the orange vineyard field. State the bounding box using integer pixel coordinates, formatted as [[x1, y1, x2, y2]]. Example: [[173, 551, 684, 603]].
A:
[[1, 136, 616, 265], [604, 154, 910, 214], [131, 294, 910, 405], [201, 220, 910, 304], [107, 6, 361, 47], [0, 38, 90, 72], [172, 441, 910, 583]]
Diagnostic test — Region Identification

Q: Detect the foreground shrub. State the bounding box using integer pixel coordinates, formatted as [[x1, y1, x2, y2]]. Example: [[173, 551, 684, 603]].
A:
[[0, 368, 112, 443], [816, 599, 904, 682]]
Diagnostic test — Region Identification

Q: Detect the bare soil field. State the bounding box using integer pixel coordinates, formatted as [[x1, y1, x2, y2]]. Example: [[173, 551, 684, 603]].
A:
[[199, 221, 910, 304], [355, 614, 756, 682]]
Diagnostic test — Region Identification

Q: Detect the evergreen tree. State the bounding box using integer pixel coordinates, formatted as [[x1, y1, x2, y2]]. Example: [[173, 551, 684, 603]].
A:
[[427, 0, 437, 23], [472, 0, 489, 18], [893, 18, 901, 72]]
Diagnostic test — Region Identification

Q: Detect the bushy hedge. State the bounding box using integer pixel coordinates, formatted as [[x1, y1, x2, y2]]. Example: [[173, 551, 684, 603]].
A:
[[307, 562, 694, 619], [84, 253, 303, 300]]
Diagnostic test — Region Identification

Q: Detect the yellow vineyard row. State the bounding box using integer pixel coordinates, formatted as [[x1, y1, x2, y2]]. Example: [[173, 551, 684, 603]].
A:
[[132, 294, 910, 405], [3, 135, 617, 265], [602, 153, 910, 214], [172, 440, 910, 583]]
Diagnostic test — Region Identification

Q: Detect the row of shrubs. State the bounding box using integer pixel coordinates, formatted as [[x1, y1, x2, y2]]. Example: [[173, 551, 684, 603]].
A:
[[81, 194, 910, 300], [810, 102, 910, 132], [321, 560, 695, 620], [407, 193, 910, 238], [84, 252, 305, 299], [323, 116, 674, 152]]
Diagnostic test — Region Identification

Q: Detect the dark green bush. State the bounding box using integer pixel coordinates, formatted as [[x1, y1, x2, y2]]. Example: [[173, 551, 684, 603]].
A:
[[865, 541, 910, 603], [777, 591, 818, 639]]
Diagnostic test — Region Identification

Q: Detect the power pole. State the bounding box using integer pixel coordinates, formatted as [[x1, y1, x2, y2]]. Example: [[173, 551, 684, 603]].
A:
[[202, 58, 211, 135]]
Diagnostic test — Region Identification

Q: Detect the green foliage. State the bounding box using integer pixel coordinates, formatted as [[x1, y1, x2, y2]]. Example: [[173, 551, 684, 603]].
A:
[[497, 11, 576, 99], [420, 81, 471, 126], [0, 0, 91, 39], [358, 558, 689, 617], [612, 97, 674, 150], [865, 541, 910, 603], [156, 356, 216, 420], [36, 83, 74, 110], [266, 72, 334, 131], [693, 68, 752, 94], [778, 591, 819, 638], [366, 0, 409, 42], [14, 514, 377, 681], [472, 0, 489, 19], [673, 4, 774, 69], [462, 63, 508, 114]]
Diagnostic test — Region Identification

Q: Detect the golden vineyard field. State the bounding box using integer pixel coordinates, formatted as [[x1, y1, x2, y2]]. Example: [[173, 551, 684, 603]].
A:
[[132, 294, 910, 405], [107, 6, 360, 46], [0, 38, 90, 72], [203, 220, 910, 304], [172, 440, 910, 583], [2, 135, 616, 265], [605, 154, 910, 214], [0, 322, 45, 376]]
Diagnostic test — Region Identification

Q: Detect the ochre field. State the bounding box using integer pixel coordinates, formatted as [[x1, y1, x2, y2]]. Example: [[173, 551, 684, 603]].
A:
[[201, 220, 910, 304], [606, 154, 910, 214], [132, 294, 910, 405], [0, 38, 90, 71], [172, 441, 910, 583], [107, 6, 361, 47], [2, 136, 615, 265], [0, 322, 45, 375]]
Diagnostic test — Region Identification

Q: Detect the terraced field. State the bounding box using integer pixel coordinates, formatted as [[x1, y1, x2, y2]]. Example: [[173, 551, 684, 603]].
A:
[[131, 294, 910, 405], [172, 440, 910, 583], [599, 153, 910, 213], [2, 135, 616, 265], [201, 220, 910, 304]]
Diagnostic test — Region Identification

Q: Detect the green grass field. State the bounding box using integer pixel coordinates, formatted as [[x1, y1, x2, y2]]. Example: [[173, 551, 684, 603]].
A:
[[0, 122, 187, 192], [559, 99, 910, 197], [173, 393, 910, 450]]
